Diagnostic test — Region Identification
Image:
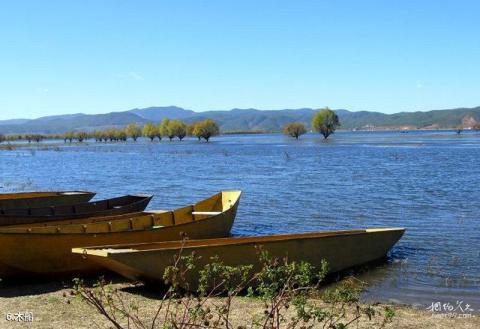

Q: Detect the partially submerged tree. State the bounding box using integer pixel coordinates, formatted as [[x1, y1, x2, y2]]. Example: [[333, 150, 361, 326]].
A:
[[283, 122, 307, 140], [142, 123, 158, 141], [312, 107, 340, 139], [0, 134, 5, 143], [186, 123, 194, 136], [104, 128, 127, 142], [75, 131, 88, 143], [159, 119, 174, 141], [125, 123, 142, 141], [31, 134, 44, 143], [105, 129, 116, 142], [193, 119, 220, 142], [190, 122, 203, 140], [92, 130, 105, 142], [168, 120, 187, 140], [115, 129, 128, 142], [6, 134, 22, 142], [63, 132, 75, 143]]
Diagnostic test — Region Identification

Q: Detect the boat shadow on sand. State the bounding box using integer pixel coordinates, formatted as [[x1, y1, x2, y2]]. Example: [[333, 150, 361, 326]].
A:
[[0, 272, 122, 298]]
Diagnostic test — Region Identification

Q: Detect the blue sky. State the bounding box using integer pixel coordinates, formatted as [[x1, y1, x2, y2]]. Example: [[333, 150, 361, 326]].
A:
[[1, 1, 479, 119]]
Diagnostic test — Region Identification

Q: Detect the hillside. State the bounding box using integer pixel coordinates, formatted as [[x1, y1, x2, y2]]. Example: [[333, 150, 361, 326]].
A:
[[129, 106, 195, 121], [0, 112, 146, 134], [0, 106, 479, 134]]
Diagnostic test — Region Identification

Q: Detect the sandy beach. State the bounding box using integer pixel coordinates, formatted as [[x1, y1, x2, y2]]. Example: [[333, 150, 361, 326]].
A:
[[0, 279, 478, 329]]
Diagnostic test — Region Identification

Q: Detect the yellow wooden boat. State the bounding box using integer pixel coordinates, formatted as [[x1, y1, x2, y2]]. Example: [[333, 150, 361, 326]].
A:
[[73, 228, 404, 288], [0, 195, 152, 226], [0, 191, 95, 210], [0, 190, 241, 279]]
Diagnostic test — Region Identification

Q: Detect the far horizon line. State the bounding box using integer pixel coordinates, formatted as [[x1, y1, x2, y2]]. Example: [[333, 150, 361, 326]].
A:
[[1, 104, 479, 121]]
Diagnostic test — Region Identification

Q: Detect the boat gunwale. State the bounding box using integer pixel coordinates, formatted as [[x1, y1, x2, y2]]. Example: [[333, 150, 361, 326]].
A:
[[0, 191, 96, 203], [0, 191, 95, 198], [73, 227, 405, 256]]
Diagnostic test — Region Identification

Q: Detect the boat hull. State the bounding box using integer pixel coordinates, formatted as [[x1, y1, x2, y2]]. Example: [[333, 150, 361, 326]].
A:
[[0, 191, 95, 211], [75, 228, 404, 288], [0, 191, 240, 279]]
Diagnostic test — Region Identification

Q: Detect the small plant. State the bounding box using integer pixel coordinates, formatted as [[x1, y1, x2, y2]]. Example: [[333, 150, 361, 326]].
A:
[[383, 306, 395, 324]]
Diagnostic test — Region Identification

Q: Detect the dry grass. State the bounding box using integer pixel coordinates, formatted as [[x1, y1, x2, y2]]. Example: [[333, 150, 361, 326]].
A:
[[0, 280, 478, 329]]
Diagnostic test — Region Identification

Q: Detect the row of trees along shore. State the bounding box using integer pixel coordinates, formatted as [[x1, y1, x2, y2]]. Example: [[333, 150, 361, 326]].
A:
[[0, 118, 220, 144], [2, 108, 480, 144]]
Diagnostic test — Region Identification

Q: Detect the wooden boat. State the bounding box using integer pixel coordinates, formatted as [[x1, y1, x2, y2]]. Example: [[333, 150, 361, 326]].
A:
[[0, 191, 95, 211], [73, 228, 405, 288], [0, 195, 152, 226], [0, 190, 241, 279]]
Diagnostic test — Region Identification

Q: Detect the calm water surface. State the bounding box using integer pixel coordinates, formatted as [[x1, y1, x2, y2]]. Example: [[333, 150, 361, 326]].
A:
[[1, 131, 479, 311]]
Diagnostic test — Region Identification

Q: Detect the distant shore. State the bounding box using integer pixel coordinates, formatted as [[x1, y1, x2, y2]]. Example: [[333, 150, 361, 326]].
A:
[[222, 127, 477, 134], [0, 128, 477, 150], [0, 128, 477, 151]]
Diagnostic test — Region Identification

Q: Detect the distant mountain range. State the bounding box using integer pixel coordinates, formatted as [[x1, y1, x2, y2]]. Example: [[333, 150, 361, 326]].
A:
[[0, 105, 479, 134]]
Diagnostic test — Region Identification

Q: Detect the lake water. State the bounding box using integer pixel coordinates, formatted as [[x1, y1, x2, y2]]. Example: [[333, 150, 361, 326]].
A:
[[1, 131, 479, 311]]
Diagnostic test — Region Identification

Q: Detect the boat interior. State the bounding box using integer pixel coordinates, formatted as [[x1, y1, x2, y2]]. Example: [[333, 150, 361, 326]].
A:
[[0, 194, 151, 217], [74, 227, 405, 254]]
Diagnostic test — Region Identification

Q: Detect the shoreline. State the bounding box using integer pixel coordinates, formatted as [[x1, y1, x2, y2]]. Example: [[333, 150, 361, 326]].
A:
[[0, 280, 477, 328]]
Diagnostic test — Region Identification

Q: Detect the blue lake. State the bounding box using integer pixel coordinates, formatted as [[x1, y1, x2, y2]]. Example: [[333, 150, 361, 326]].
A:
[[1, 131, 479, 311]]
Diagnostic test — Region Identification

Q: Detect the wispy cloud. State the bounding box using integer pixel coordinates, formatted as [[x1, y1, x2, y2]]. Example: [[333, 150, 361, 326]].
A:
[[128, 71, 144, 81], [36, 87, 49, 93]]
